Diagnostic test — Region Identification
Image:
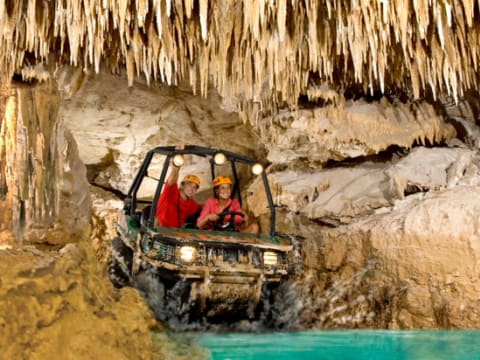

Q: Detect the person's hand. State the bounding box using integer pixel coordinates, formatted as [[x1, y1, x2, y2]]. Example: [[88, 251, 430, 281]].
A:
[[208, 213, 219, 222], [175, 144, 185, 150]]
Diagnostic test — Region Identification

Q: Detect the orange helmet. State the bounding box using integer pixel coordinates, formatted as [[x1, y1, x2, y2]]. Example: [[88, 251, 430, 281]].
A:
[[182, 174, 200, 187], [213, 175, 232, 187]]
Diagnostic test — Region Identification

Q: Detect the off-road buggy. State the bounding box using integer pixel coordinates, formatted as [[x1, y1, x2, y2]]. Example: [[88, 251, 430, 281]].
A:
[[108, 145, 301, 326]]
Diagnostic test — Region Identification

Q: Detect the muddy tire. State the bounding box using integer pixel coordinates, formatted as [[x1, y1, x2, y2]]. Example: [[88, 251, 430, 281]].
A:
[[266, 280, 302, 329], [108, 237, 133, 288]]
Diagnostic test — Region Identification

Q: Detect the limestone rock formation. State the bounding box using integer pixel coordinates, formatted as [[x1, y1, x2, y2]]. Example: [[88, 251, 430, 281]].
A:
[[258, 98, 457, 168], [58, 70, 262, 194], [247, 146, 480, 225], [0, 80, 91, 245], [298, 184, 480, 329]]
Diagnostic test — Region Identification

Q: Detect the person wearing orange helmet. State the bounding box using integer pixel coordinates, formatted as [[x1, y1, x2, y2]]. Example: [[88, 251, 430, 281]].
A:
[[155, 147, 201, 228], [197, 175, 259, 233]]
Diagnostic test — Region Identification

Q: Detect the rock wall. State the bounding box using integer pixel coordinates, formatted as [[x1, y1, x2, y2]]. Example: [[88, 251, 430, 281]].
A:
[[257, 97, 457, 169], [3, 69, 480, 355], [0, 77, 207, 359], [58, 69, 263, 195], [295, 184, 480, 329], [249, 94, 480, 330], [59, 73, 480, 330], [0, 242, 156, 359], [245, 97, 480, 328], [0, 80, 90, 244]]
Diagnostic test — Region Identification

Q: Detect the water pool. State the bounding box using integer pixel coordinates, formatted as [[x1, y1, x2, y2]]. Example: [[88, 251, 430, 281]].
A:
[[197, 330, 480, 360]]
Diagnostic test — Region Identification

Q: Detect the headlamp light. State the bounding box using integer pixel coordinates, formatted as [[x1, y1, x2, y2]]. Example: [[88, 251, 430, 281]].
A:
[[263, 251, 278, 265], [179, 246, 197, 262]]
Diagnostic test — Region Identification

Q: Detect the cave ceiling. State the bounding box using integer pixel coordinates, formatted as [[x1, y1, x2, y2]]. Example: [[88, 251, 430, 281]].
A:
[[1, 0, 479, 115]]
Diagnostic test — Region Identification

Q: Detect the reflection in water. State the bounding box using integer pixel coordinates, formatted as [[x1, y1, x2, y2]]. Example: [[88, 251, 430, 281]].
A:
[[197, 330, 480, 360]]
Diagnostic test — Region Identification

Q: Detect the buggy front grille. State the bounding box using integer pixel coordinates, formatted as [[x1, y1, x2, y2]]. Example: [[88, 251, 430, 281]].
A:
[[154, 241, 176, 262], [150, 238, 288, 273]]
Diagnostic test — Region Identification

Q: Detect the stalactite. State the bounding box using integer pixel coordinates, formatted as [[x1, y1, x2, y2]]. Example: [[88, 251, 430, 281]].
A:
[[0, 0, 479, 120], [0, 84, 15, 242]]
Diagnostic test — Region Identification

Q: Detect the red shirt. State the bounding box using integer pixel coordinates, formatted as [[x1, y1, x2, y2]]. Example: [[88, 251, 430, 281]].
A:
[[155, 181, 201, 227], [197, 197, 243, 230]]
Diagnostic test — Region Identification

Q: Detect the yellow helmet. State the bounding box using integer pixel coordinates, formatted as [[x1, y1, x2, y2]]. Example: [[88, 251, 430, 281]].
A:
[[213, 175, 232, 187], [182, 174, 200, 187]]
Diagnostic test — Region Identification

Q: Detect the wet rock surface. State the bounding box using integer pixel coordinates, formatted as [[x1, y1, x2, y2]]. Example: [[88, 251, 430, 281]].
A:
[[0, 239, 208, 359], [0, 242, 155, 359], [301, 184, 480, 329]]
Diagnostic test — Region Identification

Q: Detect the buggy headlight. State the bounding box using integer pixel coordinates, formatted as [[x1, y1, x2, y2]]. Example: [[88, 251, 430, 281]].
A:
[[251, 163, 264, 175], [263, 251, 278, 265], [214, 152, 227, 165], [179, 246, 197, 262], [172, 154, 185, 167]]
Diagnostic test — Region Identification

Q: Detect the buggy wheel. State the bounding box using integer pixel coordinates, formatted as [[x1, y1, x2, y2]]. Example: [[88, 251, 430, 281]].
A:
[[108, 237, 133, 288]]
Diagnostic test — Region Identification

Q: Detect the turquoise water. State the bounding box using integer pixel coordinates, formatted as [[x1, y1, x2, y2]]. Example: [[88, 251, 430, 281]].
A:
[[198, 330, 480, 360]]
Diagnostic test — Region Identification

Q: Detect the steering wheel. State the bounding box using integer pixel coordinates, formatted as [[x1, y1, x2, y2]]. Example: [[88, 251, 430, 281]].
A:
[[214, 211, 245, 231]]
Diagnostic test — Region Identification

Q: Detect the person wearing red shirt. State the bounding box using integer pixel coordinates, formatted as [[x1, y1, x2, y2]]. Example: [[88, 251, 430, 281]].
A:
[[155, 163, 201, 228], [197, 175, 259, 233]]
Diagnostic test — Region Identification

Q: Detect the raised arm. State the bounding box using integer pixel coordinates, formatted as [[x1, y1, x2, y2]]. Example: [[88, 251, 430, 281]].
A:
[[166, 144, 183, 185], [166, 164, 180, 185]]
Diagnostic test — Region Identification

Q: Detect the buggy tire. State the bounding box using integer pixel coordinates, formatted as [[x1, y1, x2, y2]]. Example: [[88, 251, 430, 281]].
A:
[[108, 237, 133, 288]]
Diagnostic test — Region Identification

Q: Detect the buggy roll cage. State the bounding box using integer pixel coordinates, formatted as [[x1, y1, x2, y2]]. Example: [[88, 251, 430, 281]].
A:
[[124, 145, 277, 236]]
